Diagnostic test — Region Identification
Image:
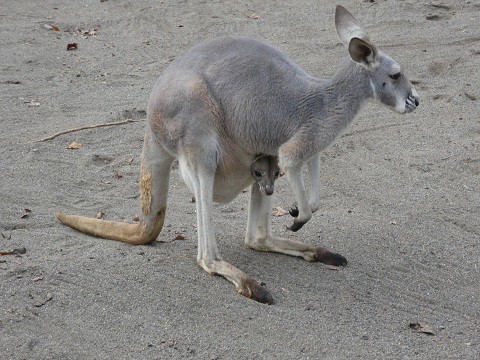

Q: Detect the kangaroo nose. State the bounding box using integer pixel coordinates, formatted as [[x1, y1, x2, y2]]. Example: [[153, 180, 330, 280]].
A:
[[411, 88, 419, 107], [265, 187, 274, 196]]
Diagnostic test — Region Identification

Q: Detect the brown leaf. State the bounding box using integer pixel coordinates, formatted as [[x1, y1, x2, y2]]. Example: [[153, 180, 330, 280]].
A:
[[67, 141, 82, 149], [67, 43, 78, 50], [1, 233, 12, 240], [272, 206, 288, 217], [32, 275, 45, 282], [96, 211, 104, 219], [157, 233, 187, 243], [21, 208, 32, 219], [132, 215, 140, 222], [128, 155, 134, 164], [190, 196, 196, 203], [114, 171, 123, 180], [75, 28, 98, 37], [408, 322, 435, 335], [44, 24, 61, 31]]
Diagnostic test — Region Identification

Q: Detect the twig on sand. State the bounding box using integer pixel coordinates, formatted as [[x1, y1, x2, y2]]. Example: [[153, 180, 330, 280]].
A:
[[33, 118, 146, 142]]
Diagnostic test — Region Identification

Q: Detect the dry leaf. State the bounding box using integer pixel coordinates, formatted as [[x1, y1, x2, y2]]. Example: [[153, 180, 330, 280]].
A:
[[114, 171, 123, 180], [157, 233, 187, 243], [1, 233, 12, 240], [272, 206, 288, 217], [67, 141, 82, 149], [190, 196, 196, 203], [390, 220, 397, 225], [96, 211, 104, 219], [67, 43, 78, 50], [32, 275, 45, 282], [408, 321, 435, 335], [132, 215, 140, 222], [128, 155, 134, 164], [246, 13, 260, 19], [76, 28, 97, 36], [21, 208, 32, 219], [44, 24, 60, 31]]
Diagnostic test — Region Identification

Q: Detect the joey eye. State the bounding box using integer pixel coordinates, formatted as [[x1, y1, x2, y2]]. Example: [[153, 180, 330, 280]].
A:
[[253, 170, 262, 178], [389, 73, 401, 80], [273, 170, 279, 178]]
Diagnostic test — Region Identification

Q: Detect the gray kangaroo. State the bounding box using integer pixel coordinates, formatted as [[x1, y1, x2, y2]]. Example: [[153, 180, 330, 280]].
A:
[[251, 155, 280, 196], [55, 6, 419, 304]]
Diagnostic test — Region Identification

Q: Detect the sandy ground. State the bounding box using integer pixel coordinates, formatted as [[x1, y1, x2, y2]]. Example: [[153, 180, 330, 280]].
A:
[[1, 0, 479, 359]]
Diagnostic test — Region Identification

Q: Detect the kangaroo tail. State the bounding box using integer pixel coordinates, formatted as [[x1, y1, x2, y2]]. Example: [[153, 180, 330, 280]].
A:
[[54, 210, 165, 245]]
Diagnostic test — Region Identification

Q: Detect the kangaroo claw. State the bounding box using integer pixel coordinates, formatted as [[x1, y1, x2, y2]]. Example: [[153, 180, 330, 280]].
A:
[[288, 205, 299, 217]]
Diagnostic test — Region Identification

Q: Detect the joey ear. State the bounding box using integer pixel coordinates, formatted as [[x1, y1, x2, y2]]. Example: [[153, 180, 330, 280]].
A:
[[348, 37, 378, 67], [335, 5, 371, 46]]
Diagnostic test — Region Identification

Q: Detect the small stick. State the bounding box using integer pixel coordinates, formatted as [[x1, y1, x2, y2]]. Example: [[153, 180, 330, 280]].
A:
[[34, 118, 146, 142]]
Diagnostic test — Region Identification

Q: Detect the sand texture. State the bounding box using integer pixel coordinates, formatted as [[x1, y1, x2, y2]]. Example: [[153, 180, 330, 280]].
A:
[[1, 1, 479, 359]]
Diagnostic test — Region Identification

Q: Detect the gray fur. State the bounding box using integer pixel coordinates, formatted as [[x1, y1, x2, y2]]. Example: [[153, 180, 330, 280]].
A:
[[55, 6, 419, 304]]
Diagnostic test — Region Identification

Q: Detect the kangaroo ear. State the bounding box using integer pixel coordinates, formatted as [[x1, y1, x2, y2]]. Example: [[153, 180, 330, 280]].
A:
[[335, 5, 371, 46], [348, 37, 379, 67]]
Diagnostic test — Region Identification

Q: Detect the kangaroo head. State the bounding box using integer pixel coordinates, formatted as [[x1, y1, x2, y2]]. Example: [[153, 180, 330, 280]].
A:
[[335, 5, 419, 114], [251, 155, 280, 196]]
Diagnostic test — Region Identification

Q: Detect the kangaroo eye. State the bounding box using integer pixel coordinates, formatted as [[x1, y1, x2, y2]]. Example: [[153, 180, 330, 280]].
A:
[[253, 170, 262, 178], [389, 72, 401, 80], [273, 170, 279, 178]]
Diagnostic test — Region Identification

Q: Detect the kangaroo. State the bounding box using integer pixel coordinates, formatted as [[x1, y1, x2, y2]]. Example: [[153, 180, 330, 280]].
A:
[[251, 155, 280, 196], [55, 6, 419, 304]]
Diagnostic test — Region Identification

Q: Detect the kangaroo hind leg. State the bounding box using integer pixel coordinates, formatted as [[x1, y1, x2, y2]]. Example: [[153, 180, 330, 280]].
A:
[[138, 130, 175, 243], [181, 143, 273, 304], [245, 184, 347, 266]]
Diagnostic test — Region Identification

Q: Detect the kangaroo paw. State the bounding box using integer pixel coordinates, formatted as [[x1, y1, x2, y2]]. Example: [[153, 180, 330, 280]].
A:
[[288, 205, 299, 217], [312, 247, 347, 266], [239, 278, 274, 305], [286, 220, 306, 232]]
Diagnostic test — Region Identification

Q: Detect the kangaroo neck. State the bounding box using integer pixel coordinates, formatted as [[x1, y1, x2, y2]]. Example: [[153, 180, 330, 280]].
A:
[[313, 58, 372, 134]]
